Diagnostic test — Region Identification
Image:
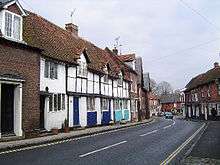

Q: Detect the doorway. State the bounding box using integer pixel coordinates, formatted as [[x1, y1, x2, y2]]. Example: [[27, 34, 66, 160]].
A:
[[1, 84, 15, 134]]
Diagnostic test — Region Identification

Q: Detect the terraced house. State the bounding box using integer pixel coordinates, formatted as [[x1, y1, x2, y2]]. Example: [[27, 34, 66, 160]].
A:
[[184, 62, 220, 120], [0, 0, 148, 139]]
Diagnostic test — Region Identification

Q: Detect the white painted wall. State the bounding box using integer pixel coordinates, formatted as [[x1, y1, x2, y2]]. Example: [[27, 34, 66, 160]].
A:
[[40, 58, 66, 93], [96, 98, 101, 125], [68, 96, 74, 127], [40, 58, 67, 130], [14, 84, 23, 136], [79, 97, 87, 127], [67, 67, 76, 92]]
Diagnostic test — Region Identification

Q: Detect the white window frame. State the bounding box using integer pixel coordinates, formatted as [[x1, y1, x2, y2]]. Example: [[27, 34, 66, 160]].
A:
[[3, 10, 23, 41], [77, 61, 87, 78], [101, 98, 109, 111], [48, 93, 65, 112], [87, 97, 95, 112], [44, 60, 58, 80]]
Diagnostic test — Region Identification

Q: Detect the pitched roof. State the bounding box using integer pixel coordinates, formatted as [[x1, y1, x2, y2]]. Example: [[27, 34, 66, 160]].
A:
[[23, 11, 85, 64], [118, 54, 136, 62], [160, 94, 182, 103], [105, 47, 131, 81], [0, 0, 14, 7], [185, 65, 220, 91]]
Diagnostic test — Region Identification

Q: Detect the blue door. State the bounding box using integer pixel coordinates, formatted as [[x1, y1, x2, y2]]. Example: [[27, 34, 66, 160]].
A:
[[73, 97, 79, 125], [87, 112, 97, 127], [102, 100, 111, 125]]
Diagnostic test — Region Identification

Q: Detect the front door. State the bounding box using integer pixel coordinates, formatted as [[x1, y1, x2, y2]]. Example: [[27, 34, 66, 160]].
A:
[[1, 84, 15, 134], [40, 95, 45, 129], [73, 97, 79, 125], [102, 100, 111, 125]]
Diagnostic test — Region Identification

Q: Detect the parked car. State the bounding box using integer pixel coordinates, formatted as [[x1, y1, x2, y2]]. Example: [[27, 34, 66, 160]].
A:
[[164, 112, 173, 119]]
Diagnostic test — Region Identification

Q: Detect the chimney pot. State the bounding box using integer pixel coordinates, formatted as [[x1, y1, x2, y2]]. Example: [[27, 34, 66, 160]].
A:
[[214, 62, 219, 68], [65, 23, 78, 36], [112, 47, 118, 55]]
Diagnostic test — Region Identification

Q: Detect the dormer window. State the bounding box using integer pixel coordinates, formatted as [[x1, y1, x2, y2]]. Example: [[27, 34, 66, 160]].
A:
[[4, 11, 22, 40], [103, 66, 109, 83]]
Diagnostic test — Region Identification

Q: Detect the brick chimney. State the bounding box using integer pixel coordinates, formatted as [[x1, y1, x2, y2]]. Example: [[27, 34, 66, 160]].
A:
[[214, 62, 219, 68], [65, 23, 78, 36]]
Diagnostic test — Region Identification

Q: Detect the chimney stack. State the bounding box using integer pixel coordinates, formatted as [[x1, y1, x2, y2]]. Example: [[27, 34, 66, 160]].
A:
[[214, 62, 219, 68], [65, 23, 78, 36], [112, 47, 118, 55]]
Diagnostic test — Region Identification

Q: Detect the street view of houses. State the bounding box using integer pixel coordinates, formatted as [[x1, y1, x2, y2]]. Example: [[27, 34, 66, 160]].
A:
[[0, 0, 219, 164]]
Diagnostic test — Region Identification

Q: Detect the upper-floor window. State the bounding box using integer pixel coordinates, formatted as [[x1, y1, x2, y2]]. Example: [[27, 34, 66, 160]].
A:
[[218, 79, 220, 95], [44, 60, 58, 79], [201, 89, 204, 98], [118, 73, 123, 86], [77, 61, 87, 78], [207, 85, 211, 97], [4, 11, 21, 40], [103, 74, 108, 83]]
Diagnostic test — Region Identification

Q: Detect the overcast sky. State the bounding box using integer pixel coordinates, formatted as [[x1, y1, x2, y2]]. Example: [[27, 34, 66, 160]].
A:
[[20, 0, 220, 90]]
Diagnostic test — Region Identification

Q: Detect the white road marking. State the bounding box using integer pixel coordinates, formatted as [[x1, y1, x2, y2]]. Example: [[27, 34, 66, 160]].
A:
[[163, 125, 172, 129], [0, 119, 156, 155], [163, 120, 175, 129], [79, 141, 127, 158], [140, 130, 158, 137], [160, 123, 206, 165]]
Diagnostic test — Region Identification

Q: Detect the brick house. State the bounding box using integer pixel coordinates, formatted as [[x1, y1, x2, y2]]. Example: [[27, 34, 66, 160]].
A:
[[160, 94, 183, 113], [0, 0, 41, 139], [184, 62, 220, 120]]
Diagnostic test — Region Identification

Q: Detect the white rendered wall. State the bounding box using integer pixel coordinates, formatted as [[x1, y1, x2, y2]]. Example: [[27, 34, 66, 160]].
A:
[[68, 96, 74, 127], [14, 84, 23, 136], [96, 98, 101, 125], [40, 58, 66, 93], [67, 67, 76, 92], [79, 97, 87, 127]]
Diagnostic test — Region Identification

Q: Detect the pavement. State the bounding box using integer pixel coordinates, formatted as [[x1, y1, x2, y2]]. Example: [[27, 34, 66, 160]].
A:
[[183, 121, 220, 165], [0, 118, 154, 152], [0, 117, 205, 165]]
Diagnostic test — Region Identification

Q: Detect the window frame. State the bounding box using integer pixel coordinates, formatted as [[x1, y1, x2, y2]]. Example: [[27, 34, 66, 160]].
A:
[[77, 61, 87, 78], [44, 60, 58, 80], [4, 10, 22, 41], [87, 97, 95, 112]]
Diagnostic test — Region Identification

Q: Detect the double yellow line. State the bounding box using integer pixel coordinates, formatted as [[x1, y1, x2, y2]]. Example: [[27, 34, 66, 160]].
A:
[[160, 123, 206, 165]]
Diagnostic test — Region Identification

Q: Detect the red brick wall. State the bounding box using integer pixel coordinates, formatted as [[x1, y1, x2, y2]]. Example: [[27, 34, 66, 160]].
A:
[[161, 103, 174, 112], [0, 42, 40, 133], [185, 81, 220, 103]]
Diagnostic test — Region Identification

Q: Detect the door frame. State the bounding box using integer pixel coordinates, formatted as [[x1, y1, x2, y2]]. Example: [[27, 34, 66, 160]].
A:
[[0, 80, 23, 138]]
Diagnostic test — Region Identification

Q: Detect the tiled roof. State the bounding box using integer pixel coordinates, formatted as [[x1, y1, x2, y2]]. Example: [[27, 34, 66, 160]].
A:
[[118, 54, 136, 62], [0, 0, 14, 7], [160, 94, 182, 103], [23, 11, 133, 81], [105, 47, 131, 81], [185, 65, 220, 91], [23, 11, 85, 64]]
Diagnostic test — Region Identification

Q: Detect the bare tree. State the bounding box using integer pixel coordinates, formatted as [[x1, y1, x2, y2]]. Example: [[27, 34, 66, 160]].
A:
[[155, 81, 173, 96]]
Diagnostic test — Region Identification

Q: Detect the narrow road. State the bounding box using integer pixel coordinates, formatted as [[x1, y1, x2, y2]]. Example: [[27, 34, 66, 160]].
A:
[[0, 117, 204, 165]]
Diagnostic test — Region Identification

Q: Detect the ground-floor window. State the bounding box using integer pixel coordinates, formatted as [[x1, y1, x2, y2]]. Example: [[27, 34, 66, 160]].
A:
[[87, 97, 95, 111], [49, 93, 65, 112], [123, 100, 128, 109], [101, 98, 109, 110]]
